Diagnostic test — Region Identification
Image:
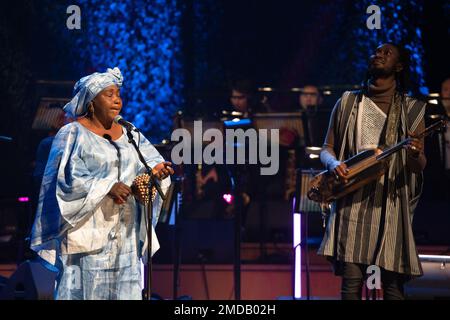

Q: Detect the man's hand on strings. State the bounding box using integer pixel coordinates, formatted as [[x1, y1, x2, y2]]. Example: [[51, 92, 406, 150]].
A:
[[405, 131, 424, 158]]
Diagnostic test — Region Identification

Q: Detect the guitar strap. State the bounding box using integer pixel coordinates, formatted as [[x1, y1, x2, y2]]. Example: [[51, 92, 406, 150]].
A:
[[337, 91, 361, 161], [383, 93, 402, 148]]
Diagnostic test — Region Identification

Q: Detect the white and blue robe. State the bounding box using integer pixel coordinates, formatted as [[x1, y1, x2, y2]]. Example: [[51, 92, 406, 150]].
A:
[[30, 121, 170, 299]]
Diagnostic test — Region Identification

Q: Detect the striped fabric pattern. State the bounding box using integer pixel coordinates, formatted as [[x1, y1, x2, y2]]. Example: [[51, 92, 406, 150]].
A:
[[318, 91, 426, 277]]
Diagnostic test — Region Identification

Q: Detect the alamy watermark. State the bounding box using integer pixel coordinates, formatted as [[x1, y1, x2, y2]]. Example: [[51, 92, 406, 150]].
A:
[[65, 265, 81, 290], [170, 121, 280, 175], [366, 265, 381, 290], [66, 5, 81, 30], [366, 5, 381, 30]]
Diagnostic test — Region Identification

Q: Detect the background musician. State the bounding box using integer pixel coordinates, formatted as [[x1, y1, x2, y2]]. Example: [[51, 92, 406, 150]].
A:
[[298, 85, 323, 112], [227, 79, 268, 117], [423, 78, 450, 200]]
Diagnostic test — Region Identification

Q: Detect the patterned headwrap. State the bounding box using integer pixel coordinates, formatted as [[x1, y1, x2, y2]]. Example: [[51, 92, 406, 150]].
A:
[[63, 67, 123, 117]]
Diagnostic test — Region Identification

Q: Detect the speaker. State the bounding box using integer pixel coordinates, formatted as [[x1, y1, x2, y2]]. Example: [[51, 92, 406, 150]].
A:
[[0, 259, 58, 300], [404, 255, 450, 300]]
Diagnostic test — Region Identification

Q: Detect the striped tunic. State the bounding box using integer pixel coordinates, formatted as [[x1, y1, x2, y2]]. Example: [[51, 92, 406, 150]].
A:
[[318, 91, 426, 277]]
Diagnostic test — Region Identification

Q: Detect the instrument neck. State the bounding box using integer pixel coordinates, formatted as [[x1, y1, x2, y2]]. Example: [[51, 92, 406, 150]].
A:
[[376, 119, 446, 161], [376, 139, 409, 161]]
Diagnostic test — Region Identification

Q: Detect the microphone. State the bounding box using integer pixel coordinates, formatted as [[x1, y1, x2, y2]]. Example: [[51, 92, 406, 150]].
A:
[[114, 115, 138, 132]]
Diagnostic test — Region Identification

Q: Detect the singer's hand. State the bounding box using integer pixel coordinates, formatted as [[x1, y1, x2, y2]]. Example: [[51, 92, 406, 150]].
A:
[[152, 161, 174, 180], [109, 182, 132, 204]]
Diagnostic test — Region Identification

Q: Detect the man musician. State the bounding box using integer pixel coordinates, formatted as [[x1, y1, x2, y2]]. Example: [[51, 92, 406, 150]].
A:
[[318, 43, 427, 300]]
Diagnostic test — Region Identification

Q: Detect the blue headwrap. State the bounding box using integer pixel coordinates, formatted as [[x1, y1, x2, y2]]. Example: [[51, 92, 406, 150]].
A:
[[63, 67, 124, 117]]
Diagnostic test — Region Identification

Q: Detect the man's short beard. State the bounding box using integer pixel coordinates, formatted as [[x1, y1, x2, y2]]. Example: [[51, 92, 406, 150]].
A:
[[368, 66, 395, 78]]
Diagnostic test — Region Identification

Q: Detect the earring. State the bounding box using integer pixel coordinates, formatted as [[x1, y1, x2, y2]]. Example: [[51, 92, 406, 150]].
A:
[[88, 102, 94, 115]]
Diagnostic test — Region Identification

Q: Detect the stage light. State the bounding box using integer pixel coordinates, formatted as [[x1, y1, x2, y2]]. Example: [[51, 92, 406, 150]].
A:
[[223, 118, 252, 128], [222, 193, 234, 204], [18, 197, 29, 202], [418, 254, 450, 262], [293, 200, 302, 299]]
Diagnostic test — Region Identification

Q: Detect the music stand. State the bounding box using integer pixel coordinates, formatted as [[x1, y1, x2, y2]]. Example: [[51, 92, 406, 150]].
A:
[[31, 97, 69, 131], [159, 176, 184, 300], [222, 117, 253, 301], [153, 141, 185, 300]]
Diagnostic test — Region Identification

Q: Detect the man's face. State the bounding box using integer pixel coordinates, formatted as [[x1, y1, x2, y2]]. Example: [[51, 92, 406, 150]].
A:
[[368, 44, 402, 77], [299, 86, 320, 109], [441, 79, 450, 109], [230, 89, 249, 112]]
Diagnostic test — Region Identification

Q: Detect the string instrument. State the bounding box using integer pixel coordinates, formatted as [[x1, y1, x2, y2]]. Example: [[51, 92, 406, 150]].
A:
[[307, 120, 447, 204]]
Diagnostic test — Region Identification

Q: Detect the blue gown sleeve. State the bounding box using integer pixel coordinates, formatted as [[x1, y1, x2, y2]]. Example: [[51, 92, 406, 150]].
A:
[[56, 130, 117, 227], [30, 123, 117, 258]]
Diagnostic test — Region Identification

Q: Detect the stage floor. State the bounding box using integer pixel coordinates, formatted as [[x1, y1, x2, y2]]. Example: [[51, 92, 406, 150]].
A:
[[1, 245, 447, 300]]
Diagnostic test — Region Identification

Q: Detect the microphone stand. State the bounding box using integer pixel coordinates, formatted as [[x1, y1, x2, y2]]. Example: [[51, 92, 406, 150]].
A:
[[124, 127, 167, 301]]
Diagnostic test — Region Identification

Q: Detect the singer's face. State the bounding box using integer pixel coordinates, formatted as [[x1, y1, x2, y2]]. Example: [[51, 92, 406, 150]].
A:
[[92, 85, 123, 122]]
